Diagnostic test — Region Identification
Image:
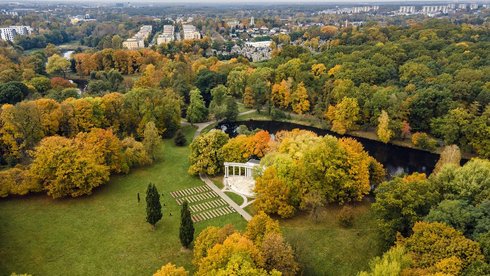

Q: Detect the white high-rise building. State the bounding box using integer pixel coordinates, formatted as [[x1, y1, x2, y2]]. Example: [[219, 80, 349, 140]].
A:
[[399, 6, 416, 14], [470, 3, 479, 10], [250, 16, 255, 26], [458, 3, 467, 10], [182, 25, 201, 40], [422, 5, 449, 14], [0, 26, 32, 42], [157, 25, 175, 44]]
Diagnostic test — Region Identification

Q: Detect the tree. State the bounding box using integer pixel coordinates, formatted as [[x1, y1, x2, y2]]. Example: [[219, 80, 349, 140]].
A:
[[326, 97, 360, 135], [193, 224, 236, 267], [146, 183, 162, 230], [224, 96, 238, 122], [243, 87, 255, 108], [30, 136, 110, 198], [46, 54, 70, 77], [372, 173, 440, 243], [425, 199, 482, 237], [358, 246, 411, 276], [291, 82, 310, 114], [0, 82, 29, 105], [111, 35, 123, 49], [209, 85, 227, 120], [227, 69, 247, 97], [271, 79, 291, 109], [188, 130, 229, 176], [143, 121, 162, 161], [153, 263, 188, 276], [135, 64, 160, 89], [433, 145, 461, 175], [179, 200, 195, 248], [174, 129, 187, 147], [377, 110, 393, 143], [29, 76, 52, 95], [186, 89, 208, 124], [254, 167, 295, 218], [399, 222, 484, 272]]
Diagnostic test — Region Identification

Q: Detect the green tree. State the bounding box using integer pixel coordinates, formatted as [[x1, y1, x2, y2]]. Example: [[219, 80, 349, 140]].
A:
[[372, 174, 440, 243], [174, 129, 187, 147], [146, 183, 162, 230], [46, 54, 70, 78], [188, 130, 229, 176], [224, 96, 238, 121], [179, 200, 195, 248], [143, 121, 162, 161], [358, 246, 411, 276], [186, 89, 208, 124]]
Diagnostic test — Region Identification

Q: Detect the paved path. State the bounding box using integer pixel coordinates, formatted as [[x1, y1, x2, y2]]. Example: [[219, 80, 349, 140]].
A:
[[186, 109, 256, 221], [182, 109, 256, 138], [199, 174, 252, 221]]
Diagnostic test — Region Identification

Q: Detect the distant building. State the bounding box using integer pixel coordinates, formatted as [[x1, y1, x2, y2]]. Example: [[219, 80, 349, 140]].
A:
[[250, 16, 255, 26], [182, 24, 201, 40], [421, 5, 449, 14], [470, 3, 479, 10], [0, 25, 32, 42], [458, 3, 467, 10], [399, 6, 416, 14], [123, 25, 152, 50], [157, 25, 174, 44], [122, 38, 145, 50]]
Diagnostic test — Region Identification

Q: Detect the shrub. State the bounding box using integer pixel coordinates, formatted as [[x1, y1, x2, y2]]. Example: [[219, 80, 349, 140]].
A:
[[337, 206, 355, 228], [174, 129, 187, 146], [412, 132, 437, 151]]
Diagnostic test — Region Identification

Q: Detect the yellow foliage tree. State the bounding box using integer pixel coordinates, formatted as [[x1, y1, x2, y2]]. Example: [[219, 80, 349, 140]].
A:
[[377, 110, 393, 143], [153, 263, 188, 276], [243, 86, 255, 108], [326, 97, 360, 135], [271, 79, 291, 109], [291, 82, 310, 114]]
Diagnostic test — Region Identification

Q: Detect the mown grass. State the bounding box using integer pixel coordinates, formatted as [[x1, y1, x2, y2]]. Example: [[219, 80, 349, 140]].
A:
[[224, 192, 244, 206], [0, 126, 247, 276]]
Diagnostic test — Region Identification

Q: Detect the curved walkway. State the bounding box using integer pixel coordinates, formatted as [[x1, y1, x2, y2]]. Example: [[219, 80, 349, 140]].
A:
[[199, 174, 252, 221], [187, 109, 256, 222]]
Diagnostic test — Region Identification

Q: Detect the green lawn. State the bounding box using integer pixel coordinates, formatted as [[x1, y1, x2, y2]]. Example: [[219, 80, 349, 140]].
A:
[[0, 126, 247, 276], [280, 200, 384, 276], [224, 192, 244, 206]]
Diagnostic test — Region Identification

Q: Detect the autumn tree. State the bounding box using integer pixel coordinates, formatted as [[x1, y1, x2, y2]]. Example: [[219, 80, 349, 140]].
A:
[[377, 110, 393, 143], [271, 79, 291, 109], [326, 97, 360, 135], [291, 82, 310, 114], [30, 136, 110, 198], [432, 145, 461, 175], [186, 89, 208, 124], [399, 222, 484, 273], [188, 130, 229, 176], [46, 54, 70, 78], [358, 246, 411, 276], [143, 121, 162, 161], [153, 263, 188, 276], [146, 183, 162, 230], [227, 69, 247, 97], [243, 87, 255, 108], [254, 167, 295, 218], [134, 64, 160, 89], [179, 200, 195, 248]]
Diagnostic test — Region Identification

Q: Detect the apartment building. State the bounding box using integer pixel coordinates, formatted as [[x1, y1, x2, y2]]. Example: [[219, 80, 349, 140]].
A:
[[182, 25, 201, 40], [157, 25, 175, 45]]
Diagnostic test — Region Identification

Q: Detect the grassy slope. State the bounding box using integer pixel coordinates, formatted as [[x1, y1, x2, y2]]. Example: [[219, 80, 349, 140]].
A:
[[280, 201, 383, 276], [0, 126, 247, 276]]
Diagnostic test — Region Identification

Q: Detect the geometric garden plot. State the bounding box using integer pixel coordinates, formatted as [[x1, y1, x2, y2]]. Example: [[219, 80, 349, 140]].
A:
[[170, 185, 237, 223]]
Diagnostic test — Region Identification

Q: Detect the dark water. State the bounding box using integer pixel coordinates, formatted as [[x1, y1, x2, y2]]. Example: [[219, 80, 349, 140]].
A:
[[217, 120, 442, 177]]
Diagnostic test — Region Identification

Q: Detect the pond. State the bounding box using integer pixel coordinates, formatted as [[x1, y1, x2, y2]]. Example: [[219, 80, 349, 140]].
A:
[[217, 120, 443, 177]]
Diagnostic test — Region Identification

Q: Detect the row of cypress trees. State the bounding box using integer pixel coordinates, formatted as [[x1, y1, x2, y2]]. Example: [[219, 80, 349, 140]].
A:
[[145, 183, 195, 248]]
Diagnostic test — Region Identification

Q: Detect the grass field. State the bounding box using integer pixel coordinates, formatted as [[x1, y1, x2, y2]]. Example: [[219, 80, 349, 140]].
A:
[[281, 200, 384, 276], [0, 126, 247, 276]]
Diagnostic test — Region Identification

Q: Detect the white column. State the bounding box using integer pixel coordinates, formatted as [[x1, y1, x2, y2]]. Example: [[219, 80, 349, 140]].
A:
[[239, 166, 241, 176]]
